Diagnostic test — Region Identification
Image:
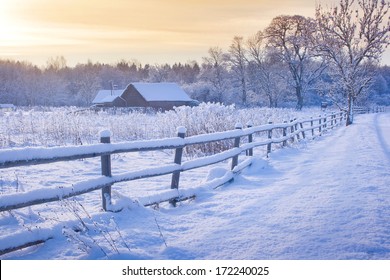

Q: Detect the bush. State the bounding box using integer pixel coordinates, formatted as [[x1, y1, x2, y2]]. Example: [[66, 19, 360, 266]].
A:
[[0, 104, 321, 156]]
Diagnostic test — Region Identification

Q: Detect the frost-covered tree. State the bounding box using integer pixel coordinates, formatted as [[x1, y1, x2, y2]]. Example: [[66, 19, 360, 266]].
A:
[[227, 36, 248, 105], [74, 68, 102, 106], [247, 31, 287, 107], [147, 64, 172, 82], [46, 56, 67, 72], [265, 15, 325, 110], [200, 47, 230, 103], [316, 0, 390, 125], [169, 61, 200, 84]]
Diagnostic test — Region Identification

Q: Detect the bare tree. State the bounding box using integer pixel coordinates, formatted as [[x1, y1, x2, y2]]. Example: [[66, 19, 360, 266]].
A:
[[46, 56, 67, 72], [316, 0, 390, 125], [227, 36, 248, 105], [247, 31, 287, 107], [148, 64, 171, 82], [265, 15, 325, 110], [200, 46, 229, 103]]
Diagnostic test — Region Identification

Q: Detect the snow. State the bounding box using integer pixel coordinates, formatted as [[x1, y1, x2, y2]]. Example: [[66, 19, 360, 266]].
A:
[[92, 89, 124, 104], [0, 104, 15, 109], [235, 122, 243, 129], [99, 129, 112, 138], [176, 126, 187, 135], [132, 82, 192, 102], [1, 113, 390, 260]]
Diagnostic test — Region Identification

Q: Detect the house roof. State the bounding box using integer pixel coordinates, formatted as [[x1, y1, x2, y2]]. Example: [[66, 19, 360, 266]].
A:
[[92, 89, 124, 104], [131, 82, 192, 102], [92, 83, 192, 105], [0, 104, 15, 108]]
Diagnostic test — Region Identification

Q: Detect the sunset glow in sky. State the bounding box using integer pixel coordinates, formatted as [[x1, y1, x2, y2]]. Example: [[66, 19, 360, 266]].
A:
[[1, 0, 390, 66]]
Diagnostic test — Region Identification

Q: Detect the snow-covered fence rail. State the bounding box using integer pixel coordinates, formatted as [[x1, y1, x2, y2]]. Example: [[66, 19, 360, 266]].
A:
[[0, 111, 346, 214], [353, 106, 386, 115], [0, 111, 351, 256]]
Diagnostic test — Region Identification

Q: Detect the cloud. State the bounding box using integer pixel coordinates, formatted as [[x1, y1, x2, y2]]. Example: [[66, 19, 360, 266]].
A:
[[12, 0, 316, 32], [3, 0, 320, 64]]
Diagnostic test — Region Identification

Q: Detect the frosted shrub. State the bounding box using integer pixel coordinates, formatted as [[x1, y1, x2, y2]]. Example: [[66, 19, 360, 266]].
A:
[[158, 103, 237, 156], [0, 104, 321, 156]]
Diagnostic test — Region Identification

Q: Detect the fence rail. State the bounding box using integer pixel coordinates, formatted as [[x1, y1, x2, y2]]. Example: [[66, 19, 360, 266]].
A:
[[2, 106, 389, 256], [0, 111, 348, 214], [0, 110, 352, 256], [353, 106, 386, 114]]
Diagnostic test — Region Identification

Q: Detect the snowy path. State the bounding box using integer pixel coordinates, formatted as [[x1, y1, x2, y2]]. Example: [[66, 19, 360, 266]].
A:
[[154, 113, 390, 259], [3, 113, 390, 260]]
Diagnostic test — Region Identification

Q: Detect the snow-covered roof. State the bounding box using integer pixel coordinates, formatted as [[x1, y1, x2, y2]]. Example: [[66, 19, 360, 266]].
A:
[[92, 90, 124, 104], [0, 104, 15, 108], [131, 82, 192, 102], [92, 83, 192, 105]]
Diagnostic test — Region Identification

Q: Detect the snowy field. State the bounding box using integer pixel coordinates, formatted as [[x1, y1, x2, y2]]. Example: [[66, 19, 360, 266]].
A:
[[1, 110, 389, 260]]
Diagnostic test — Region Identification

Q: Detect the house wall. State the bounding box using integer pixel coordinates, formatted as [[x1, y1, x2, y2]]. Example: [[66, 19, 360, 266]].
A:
[[148, 101, 191, 111], [112, 97, 127, 107], [122, 87, 188, 110], [122, 87, 149, 107]]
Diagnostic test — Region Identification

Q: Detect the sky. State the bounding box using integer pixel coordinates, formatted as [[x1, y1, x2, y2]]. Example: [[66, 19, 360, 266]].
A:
[[1, 0, 390, 67]]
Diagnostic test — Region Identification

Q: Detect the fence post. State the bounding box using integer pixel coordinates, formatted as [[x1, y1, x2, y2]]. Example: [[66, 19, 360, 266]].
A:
[[324, 114, 327, 131], [299, 122, 305, 139], [267, 121, 273, 157], [170, 127, 186, 206], [330, 113, 334, 128], [247, 122, 253, 156], [283, 121, 287, 147], [231, 123, 242, 170], [294, 118, 300, 140], [311, 117, 314, 137], [100, 130, 112, 211], [290, 119, 295, 142], [318, 115, 322, 135]]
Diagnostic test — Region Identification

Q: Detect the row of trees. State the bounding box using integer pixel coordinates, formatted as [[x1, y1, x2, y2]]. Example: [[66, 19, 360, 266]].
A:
[[1, 0, 389, 123], [0, 58, 202, 107]]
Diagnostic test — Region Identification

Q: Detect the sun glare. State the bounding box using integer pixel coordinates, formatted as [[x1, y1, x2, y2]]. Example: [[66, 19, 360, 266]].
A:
[[0, 1, 23, 46]]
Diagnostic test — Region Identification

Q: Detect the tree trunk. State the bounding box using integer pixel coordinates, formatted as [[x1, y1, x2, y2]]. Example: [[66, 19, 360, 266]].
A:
[[241, 77, 247, 105], [268, 93, 274, 108], [295, 86, 303, 110], [346, 93, 353, 126]]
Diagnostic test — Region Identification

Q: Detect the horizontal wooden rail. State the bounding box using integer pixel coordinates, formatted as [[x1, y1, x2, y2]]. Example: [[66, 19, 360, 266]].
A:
[[4, 108, 390, 256], [0, 110, 354, 256], [0, 138, 186, 169], [0, 111, 347, 213]]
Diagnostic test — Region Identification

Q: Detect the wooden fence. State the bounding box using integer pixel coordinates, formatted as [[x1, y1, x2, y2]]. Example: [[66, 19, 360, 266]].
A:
[[0, 111, 350, 255], [0, 111, 347, 213], [353, 106, 386, 114]]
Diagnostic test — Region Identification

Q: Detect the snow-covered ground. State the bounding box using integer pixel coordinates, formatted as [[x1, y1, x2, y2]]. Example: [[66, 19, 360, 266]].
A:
[[1, 112, 390, 260]]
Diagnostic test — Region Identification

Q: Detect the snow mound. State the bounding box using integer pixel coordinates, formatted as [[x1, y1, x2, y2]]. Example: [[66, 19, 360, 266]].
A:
[[205, 167, 229, 182]]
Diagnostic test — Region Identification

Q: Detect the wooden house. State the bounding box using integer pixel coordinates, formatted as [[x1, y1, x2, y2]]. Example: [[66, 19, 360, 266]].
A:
[[92, 82, 197, 110]]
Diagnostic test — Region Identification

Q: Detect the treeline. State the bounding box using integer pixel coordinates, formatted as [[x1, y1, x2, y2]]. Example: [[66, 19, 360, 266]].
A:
[[1, 0, 389, 109], [1, 54, 389, 108], [0, 59, 203, 107]]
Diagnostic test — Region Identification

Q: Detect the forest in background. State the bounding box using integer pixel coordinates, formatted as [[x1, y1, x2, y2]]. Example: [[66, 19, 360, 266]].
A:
[[1, 57, 389, 108]]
